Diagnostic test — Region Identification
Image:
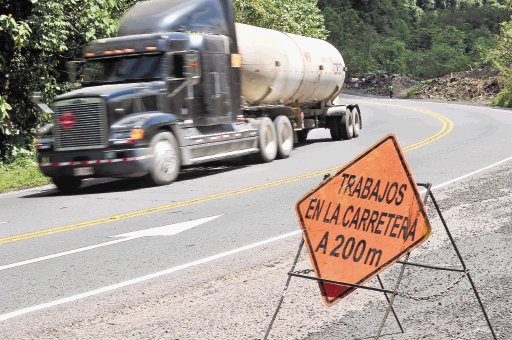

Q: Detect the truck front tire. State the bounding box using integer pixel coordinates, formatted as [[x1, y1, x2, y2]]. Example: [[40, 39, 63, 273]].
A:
[[273, 115, 294, 159], [146, 131, 181, 186], [52, 177, 82, 194]]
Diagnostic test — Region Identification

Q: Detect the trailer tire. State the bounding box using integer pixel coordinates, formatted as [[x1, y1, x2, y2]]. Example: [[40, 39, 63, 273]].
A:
[[146, 131, 181, 186], [274, 115, 294, 159], [352, 109, 360, 138], [340, 112, 354, 140], [52, 177, 82, 194], [250, 117, 278, 163], [329, 117, 342, 141]]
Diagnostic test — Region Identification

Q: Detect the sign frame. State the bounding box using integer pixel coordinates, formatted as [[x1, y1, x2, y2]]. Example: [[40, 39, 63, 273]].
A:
[[296, 134, 432, 306]]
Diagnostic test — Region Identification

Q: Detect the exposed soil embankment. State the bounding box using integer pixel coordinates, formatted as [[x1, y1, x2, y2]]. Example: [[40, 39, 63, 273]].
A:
[[346, 68, 501, 105]]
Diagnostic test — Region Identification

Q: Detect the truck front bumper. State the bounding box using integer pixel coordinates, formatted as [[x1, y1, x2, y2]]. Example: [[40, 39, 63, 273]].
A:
[[37, 147, 152, 179]]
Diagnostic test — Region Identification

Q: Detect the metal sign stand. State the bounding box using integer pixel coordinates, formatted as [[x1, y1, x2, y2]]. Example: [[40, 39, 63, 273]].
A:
[[264, 183, 497, 340]]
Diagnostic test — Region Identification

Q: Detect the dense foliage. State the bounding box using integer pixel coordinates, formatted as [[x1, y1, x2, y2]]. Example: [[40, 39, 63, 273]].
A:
[[490, 1, 512, 106], [233, 0, 327, 39], [319, 0, 510, 78], [1, 0, 511, 162], [0, 0, 137, 162]]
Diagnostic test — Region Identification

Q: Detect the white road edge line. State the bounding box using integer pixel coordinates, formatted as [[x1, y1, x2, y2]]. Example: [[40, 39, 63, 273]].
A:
[[0, 230, 301, 322], [431, 155, 512, 190], [0, 156, 511, 322]]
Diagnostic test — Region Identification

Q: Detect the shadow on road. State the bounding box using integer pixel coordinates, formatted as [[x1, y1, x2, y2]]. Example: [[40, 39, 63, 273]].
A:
[[21, 137, 334, 198], [22, 162, 249, 198]]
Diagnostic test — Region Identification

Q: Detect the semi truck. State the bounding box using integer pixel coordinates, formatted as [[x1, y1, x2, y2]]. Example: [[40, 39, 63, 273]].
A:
[[35, 0, 362, 193]]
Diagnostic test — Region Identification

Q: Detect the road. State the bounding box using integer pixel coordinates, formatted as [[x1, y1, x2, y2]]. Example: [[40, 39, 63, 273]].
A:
[[0, 95, 511, 339]]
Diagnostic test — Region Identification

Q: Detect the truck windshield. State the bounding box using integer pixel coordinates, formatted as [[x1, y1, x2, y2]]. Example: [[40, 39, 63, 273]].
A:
[[82, 54, 162, 85]]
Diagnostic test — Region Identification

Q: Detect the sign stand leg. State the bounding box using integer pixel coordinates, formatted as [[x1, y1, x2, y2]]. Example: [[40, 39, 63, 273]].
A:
[[376, 275, 405, 335], [428, 190, 497, 340], [263, 238, 305, 340], [374, 183, 432, 339]]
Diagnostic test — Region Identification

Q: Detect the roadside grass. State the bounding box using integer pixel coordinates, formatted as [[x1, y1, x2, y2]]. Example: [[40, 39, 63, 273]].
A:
[[406, 84, 423, 98], [0, 157, 49, 193], [406, 79, 434, 98]]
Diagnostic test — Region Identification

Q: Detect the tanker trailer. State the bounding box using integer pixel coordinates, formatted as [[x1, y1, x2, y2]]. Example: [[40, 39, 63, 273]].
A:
[[236, 23, 361, 144], [34, 0, 363, 192]]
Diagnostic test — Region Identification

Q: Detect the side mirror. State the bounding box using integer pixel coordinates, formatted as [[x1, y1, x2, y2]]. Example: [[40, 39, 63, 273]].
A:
[[30, 92, 54, 115], [30, 92, 42, 104]]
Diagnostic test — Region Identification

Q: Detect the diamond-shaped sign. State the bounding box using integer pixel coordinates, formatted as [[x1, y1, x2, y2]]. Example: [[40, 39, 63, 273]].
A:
[[296, 134, 431, 306]]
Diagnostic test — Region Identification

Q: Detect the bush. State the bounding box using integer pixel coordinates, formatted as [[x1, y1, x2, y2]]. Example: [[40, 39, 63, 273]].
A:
[[0, 156, 50, 192]]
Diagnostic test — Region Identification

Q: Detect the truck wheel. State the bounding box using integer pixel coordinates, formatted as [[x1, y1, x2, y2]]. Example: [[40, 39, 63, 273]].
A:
[[297, 129, 309, 143], [52, 177, 82, 194], [352, 109, 360, 138], [329, 117, 342, 141], [274, 115, 294, 159], [251, 117, 278, 163], [340, 112, 354, 140], [147, 131, 181, 186]]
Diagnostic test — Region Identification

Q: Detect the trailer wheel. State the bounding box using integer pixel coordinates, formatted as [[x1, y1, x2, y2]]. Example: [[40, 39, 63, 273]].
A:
[[329, 117, 342, 141], [340, 112, 354, 140], [274, 115, 294, 158], [250, 117, 278, 163], [52, 177, 82, 194], [352, 109, 360, 138], [146, 131, 180, 186]]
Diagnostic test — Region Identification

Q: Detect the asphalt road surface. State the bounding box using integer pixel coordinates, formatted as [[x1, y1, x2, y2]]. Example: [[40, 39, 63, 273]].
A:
[[0, 95, 511, 339]]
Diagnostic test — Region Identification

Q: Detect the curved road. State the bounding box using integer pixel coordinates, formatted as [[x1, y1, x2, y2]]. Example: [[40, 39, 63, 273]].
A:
[[0, 95, 511, 338]]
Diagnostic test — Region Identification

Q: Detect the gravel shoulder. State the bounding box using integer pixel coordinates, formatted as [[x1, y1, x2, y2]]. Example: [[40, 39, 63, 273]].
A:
[[1, 161, 511, 339]]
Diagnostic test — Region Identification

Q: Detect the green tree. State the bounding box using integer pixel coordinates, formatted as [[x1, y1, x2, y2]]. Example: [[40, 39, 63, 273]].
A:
[[0, 0, 136, 162], [0, 0, 326, 162], [233, 0, 326, 38], [490, 20, 512, 106], [373, 38, 407, 74]]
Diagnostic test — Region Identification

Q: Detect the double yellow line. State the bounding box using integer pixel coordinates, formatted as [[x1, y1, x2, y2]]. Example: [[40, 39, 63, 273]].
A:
[[0, 103, 454, 246]]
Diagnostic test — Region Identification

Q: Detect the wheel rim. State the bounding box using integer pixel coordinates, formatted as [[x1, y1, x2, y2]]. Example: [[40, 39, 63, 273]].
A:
[[354, 111, 360, 131], [263, 126, 277, 155], [154, 140, 177, 179]]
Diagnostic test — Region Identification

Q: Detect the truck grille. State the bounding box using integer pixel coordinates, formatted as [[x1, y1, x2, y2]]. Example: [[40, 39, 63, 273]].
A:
[[53, 98, 108, 151]]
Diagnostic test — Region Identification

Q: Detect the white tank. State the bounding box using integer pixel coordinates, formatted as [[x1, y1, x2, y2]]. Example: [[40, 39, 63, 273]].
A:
[[235, 23, 346, 106]]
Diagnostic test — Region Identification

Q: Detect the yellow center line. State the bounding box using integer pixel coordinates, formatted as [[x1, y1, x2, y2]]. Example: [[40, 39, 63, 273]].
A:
[[0, 103, 454, 245]]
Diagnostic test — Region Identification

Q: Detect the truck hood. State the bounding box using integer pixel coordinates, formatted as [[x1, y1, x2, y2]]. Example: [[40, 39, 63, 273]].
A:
[[54, 82, 164, 101]]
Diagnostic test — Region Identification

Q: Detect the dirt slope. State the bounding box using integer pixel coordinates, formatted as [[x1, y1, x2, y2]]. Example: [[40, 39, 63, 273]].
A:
[[346, 68, 501, 105]]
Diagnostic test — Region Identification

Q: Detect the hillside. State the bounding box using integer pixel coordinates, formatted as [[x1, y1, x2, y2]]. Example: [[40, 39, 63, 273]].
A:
[[346, 68, 501, 105]]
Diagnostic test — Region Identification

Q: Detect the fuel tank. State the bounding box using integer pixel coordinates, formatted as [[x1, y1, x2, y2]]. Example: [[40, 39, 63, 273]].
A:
[[236, 23, 346, 106]]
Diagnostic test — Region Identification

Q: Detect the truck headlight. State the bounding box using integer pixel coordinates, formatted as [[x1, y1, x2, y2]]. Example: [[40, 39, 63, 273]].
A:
[[110, 128, 145, 145]]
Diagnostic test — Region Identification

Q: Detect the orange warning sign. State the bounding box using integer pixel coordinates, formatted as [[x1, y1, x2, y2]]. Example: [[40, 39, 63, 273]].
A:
[[296, 134, 431, 306]]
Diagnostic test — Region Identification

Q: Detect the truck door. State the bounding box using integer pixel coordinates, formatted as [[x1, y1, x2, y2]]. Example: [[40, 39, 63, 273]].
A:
[[202, 52, 232, 120], [166, 52, 200, 119]]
